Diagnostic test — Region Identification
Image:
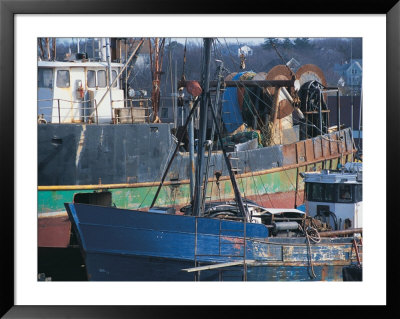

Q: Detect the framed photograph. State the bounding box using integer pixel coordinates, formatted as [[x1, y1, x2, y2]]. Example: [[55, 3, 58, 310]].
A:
[[1, 0, 397, 317]]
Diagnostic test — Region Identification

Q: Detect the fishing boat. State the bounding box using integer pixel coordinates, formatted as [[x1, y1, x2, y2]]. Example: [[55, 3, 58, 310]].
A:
[[65, 201, 361, 281], [38, 37, 357, 250], [302, 161, 362, 231], [301, 161, 363, 280], [64, 39, 362, 281]]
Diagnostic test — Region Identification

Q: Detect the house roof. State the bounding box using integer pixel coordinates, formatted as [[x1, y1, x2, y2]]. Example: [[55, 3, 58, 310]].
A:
[[239, 45, 252, 51], [334, 59, 363, 72]]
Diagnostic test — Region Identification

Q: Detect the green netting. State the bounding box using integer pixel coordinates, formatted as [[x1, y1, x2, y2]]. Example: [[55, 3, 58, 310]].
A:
[[221, 130, 262, 149]]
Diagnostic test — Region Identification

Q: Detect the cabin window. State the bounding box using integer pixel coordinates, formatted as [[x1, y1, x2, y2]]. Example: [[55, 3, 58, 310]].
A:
[[112, 70, 117, 88], [87, 70, 96, 88], [324, 183, 335, 202], [338, 184, 352, 203], [38, 68, 53, 88], [97, 70, 106, 88], [354, 184, 362, 202], [306, 183, 336, 203], [306, 183, 323, 202], [56, 70, 70, 88]]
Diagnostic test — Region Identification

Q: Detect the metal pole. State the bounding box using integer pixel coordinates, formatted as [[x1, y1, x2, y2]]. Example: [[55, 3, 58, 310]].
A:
[[125, 39, 128, 104], [57, 99, 61, 123], [193, 38, 212, 217], [209, 80, 294, 88], [52, 38, 56, 61], [200, 60, 224, 212], [175, 60, 178, 127], [253, 87, 260, 129], [169, 47, 175, 128], [92, 38, 95, 60], [358, 87, 363, 154], [188, 100, 196, 202], [95, 100, 98, 124], [101, 38, 107, 62], [119, 39, 122, 62], [319, 228, 362, 237], [319, 90, 323, 134], [351, 101, 354, 133], [337, 90, 341, 131], [209, 94, 248, 221], [106, 39, 114, 121], [150, 98, 200, 208]]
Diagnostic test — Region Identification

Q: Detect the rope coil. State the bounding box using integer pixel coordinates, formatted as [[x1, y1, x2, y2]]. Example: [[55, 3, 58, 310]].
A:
[[299, 220, 321, 279]]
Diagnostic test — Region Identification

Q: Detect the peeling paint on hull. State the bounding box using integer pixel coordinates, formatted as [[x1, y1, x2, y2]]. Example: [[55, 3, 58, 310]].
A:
[[38, 189, 304, 247], [65, 203, 359, 281], [84, 253, 348, 281]]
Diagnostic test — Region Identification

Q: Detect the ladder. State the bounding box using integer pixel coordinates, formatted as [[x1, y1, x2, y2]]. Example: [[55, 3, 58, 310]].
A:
[[229, 153, 241, 174]]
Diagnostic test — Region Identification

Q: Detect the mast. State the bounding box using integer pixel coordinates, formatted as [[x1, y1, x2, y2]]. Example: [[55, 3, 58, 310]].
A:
[[101, 38, 107, 62], [149, 38, 166, 122], [52, 38, 56, 61], [125, 38, 128, 102], [175, 60, 178, 127], [357, 86, 363, 157], [150, 99, 201, 208], [38, 38, 45, 60], [188, 99, 196, 202], [149, 38, 248, 220], [45, 38, 51, 61], [208, 95, 249, 221], [106, 38, 114, 121], [192, 38, 213, 217], [200, 59, 225, 212]]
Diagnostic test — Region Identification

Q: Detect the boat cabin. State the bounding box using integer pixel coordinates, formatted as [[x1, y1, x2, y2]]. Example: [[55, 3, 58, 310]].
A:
[[302, 162, 362, 231], [38, 61, 124, 124]]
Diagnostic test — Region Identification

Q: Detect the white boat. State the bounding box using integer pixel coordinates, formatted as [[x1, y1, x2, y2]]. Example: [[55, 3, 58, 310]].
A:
[[302, 162, 362, 231]]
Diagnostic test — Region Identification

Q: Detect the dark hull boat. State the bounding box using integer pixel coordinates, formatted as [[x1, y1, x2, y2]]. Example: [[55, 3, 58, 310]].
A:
[[39, 124, 355, 248], [65, 202, 360, 281]]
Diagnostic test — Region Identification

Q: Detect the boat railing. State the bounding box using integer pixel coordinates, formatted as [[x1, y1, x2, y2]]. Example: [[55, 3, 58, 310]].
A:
[[37, 98, 152, 124]]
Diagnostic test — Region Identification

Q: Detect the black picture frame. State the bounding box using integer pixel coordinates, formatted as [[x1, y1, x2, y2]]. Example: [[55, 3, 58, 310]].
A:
[[1, 0, 398, 317]]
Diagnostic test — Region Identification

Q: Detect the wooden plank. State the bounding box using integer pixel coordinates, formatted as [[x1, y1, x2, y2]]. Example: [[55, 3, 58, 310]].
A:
[[209, 80, 294, 88], [282, 144, 297, 166], [313, 137, 323, 159], [182, 260, 257, 272], [296, 141, 306, 163]]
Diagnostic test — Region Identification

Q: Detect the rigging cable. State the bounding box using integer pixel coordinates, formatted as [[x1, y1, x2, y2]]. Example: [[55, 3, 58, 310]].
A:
[[214, 40, 347, 208]]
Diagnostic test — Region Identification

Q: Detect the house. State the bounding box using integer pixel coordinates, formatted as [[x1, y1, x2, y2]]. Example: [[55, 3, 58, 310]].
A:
[[334, 59, 362, 87], [238, 45, 253, 57]]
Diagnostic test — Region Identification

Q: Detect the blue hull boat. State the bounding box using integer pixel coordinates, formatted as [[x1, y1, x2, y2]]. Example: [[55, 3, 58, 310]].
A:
[[65, 203, 359, 281]]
